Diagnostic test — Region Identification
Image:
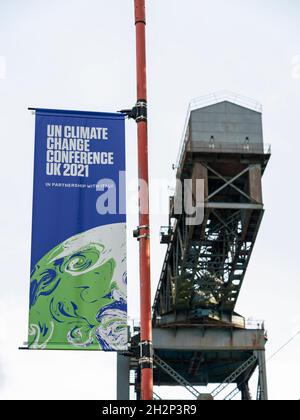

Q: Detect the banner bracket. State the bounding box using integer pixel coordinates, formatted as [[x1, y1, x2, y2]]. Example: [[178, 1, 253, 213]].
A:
[[133, 225, 150, 241], [119, 99, 147, 123]]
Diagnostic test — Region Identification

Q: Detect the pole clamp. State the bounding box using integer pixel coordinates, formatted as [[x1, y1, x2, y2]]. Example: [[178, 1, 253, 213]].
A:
[[133, 225, 150, 241], [119, 100, 147, 123], [134, 100, 147, 122], [139, 341, 153, 369]]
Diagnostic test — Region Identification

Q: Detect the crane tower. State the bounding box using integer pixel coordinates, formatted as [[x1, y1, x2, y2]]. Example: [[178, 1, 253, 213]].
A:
[[118, 92, 271, 401]]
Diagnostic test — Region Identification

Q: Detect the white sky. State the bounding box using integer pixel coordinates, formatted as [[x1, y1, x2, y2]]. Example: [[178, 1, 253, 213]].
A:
[[0, 0, 300, 400]]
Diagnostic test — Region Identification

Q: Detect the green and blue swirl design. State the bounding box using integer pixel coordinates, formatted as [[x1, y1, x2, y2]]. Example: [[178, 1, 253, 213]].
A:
[[28, 226, 127, 350]]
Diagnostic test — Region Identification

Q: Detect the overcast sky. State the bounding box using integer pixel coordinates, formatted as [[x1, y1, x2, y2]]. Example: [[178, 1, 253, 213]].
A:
[[0, 0, 299, 400]]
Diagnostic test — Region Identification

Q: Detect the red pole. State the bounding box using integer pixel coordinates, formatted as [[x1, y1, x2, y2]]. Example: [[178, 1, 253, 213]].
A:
[[134, 0, 153, 401]]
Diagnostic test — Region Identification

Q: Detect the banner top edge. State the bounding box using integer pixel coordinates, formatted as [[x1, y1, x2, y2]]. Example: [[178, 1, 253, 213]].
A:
[[28, 107, 125, 120]]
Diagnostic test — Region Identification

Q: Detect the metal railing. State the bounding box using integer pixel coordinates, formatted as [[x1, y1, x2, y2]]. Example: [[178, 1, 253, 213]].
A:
[[245, 319, 265, 330], [189, 90, 262, 113], [188, 141, 271, 155]]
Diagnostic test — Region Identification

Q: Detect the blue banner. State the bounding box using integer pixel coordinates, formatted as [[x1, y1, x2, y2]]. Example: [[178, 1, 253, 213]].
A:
[[28, 109, 127, 351]]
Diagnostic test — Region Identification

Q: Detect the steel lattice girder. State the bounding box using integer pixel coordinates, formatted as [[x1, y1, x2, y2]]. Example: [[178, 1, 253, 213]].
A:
[[153, 153, 267, 324], [154, 209, 264, 317]]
